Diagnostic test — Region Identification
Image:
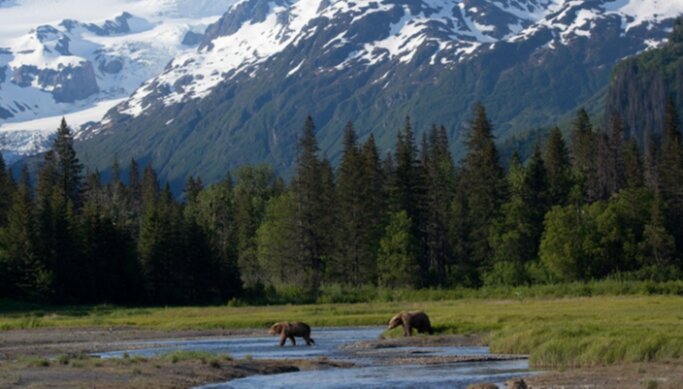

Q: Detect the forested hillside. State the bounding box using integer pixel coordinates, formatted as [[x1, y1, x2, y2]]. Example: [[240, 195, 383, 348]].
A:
[[75, 0, 679, 188], [607, 18, 683, 144], [2, 96, 683, 304]]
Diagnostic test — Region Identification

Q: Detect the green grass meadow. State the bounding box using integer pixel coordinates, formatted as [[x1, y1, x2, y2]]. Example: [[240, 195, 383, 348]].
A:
[[2, 282, 683, 368]]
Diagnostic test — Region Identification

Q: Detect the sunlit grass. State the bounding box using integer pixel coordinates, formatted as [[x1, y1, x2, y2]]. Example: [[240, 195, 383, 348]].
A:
[[2, 282, 683, 368]]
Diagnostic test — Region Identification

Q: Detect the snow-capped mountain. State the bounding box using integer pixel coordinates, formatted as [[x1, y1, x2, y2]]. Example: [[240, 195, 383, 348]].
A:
[[3, 0, 683, 184], [72, 0, 683, 186], [0, 0, 234, 162], [99, 0, 682, 123]]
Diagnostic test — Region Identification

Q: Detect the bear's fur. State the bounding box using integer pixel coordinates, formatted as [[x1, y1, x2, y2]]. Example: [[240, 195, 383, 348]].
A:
[[269, 321, 315, 346], [387, 311, 434, 336]]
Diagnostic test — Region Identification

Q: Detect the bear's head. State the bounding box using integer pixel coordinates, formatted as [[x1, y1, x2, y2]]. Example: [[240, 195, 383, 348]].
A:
[[387, 313, 403, 329], [269, 322, 284, 335]]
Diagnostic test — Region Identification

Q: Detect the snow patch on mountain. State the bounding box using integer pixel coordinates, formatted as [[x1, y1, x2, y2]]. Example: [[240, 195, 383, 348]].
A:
[[0, 0, 236, 162], [111, 0, 683, 126], [3, 0, 683, 163]]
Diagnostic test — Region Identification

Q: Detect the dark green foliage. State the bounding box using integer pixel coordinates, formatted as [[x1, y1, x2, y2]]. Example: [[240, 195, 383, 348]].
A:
[[452, 104, 506, 281], [357, 134, 386, 283], [657, 98, 683, 252], [570, 109, 602, 202], [290, 117, 330, 296], [624, 139, 644, 188], [80, 173, 139, 303], [233, 165, 281, 289], [0, 168, 51, 300], [640, 192, 676, 269], [256, 191, 301, 288], [0, 152, 14, 227], [332, 123, 384, 285], [543, 127, 572, 206], [377, 211, 420, 288], [489, 142, 548, 273], [52, 118, 83, 206], [423, 125, 456, 285], [388, 117, 428, 283], [607, 20, 683, 147], [5, 96, 683, 303], [540, 202, 603, 282], [187, 179, 242, 300]]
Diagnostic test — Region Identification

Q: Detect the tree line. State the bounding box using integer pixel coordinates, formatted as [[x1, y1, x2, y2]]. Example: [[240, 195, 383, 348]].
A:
[[1, 100, 683, 304]]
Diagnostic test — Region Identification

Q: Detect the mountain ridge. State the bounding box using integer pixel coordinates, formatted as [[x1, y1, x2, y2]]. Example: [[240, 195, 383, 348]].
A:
[[1, 0, 682, 186], [77, 0, 683, 188]]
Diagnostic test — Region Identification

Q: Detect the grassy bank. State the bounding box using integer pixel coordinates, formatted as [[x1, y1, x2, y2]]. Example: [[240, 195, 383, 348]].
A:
[[2, 293, 683, 368]]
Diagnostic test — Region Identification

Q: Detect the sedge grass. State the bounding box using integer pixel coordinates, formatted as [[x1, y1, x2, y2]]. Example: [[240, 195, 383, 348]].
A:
[[1, 288, 682, 368]]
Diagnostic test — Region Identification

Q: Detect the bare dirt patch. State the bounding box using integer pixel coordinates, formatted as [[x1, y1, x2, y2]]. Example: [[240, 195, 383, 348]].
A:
[[0, 355, 350, 389], [0, 327, 260, 360], [523, 360, 683, 389]]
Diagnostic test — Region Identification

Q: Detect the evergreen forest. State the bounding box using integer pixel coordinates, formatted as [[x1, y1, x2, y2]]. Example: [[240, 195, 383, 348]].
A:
[[1, 100, 683, 305]]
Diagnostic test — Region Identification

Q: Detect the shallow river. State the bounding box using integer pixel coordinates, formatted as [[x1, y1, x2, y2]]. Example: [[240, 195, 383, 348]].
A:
[[97, 327, 530, 388]]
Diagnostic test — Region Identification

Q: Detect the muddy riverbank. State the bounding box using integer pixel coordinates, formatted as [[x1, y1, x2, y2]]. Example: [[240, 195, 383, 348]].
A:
[[1, 327, 682, 388]]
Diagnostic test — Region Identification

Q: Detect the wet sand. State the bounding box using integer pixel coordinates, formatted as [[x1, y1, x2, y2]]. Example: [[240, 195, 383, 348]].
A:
[[0, 328, 262, 360]]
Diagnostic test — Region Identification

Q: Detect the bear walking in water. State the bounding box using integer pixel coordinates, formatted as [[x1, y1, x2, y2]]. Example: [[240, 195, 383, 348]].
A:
[[269, 321, 315, 346], [387, 311, 434, 336]]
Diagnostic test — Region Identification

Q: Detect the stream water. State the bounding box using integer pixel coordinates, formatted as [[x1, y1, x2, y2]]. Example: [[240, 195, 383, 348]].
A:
[[97, 327, 530, 388]]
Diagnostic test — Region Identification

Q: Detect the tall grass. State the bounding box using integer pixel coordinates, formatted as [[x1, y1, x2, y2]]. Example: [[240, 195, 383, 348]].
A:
[[241, 279, 683, 305], [1, 281, 683, 368]]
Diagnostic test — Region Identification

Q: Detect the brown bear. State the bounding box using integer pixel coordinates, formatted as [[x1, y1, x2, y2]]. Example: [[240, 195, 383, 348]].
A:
[[387, 311, 434, 336], [268, 321, 315, 346]]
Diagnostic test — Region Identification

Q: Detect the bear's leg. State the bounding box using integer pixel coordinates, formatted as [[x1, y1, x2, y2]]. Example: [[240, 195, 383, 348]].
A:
[[279, 333, 286, 347], [289, 336, 296, 346], [403, 322, 411, 337], [304, 335, 312, 346]]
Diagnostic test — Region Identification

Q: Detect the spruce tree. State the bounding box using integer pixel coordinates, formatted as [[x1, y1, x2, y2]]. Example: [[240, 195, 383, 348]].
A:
[[643, 133, 660, 190], [184, 176, 204, 204], [52, 118, 83, 207], [0, 167, 52, 300], [624, 139, 644, 188], [607, 113, 627, 194], [523, 142, 550, 249], [189, 178, 241, 299], [489, 143, 548, 273], [0, 152, 14, 227], [128, 158, 142, 211], [257, 191, 301, 288], [658, 97, 683, 253], [292, 116, 326, 296], [453, 103, 506, 279], [107, 158, 130, 228], [389, 116, 427, 283], [35, 125, 83, 302], [424, 125, 455, 285], [640, 191, 675, 268], [333, 122, 365, 284], [80, 171, 138, 303], [570, 109, 600, 202], [233, 165, 280, 289], [543, 127, 572, 205], [377, 211, 420, 288], [137, 165, 170, 302], [318, 156, 336, 279], [358, 134, 386, 284]]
